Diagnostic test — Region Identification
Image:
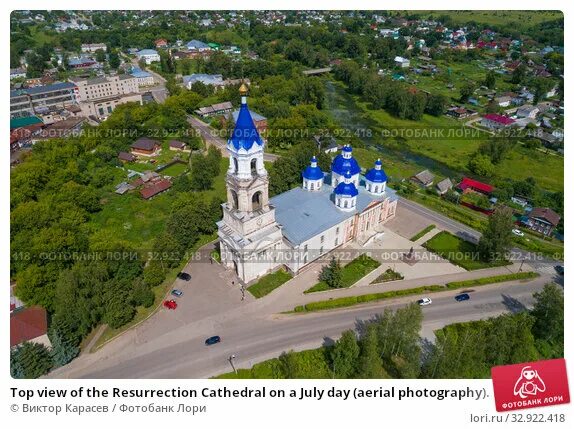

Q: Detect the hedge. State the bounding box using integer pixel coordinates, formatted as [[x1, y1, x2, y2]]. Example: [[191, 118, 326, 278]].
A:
[[293, 272, 539, 313], [445, 271, 539, 289]]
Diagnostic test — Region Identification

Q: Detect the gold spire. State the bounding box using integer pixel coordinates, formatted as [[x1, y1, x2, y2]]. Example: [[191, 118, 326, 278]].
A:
[[239, 82, 249, 95]]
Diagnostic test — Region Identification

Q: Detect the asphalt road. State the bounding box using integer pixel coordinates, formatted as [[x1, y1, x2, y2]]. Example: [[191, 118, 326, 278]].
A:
[[77, 279, 545, 379]]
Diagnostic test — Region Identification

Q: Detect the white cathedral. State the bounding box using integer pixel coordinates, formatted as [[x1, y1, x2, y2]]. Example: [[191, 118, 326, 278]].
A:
[[217, 85, 398, 283]]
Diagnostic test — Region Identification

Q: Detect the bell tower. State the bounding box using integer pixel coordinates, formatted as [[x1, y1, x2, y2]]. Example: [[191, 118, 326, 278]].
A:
[[217, 84, 283, 283]]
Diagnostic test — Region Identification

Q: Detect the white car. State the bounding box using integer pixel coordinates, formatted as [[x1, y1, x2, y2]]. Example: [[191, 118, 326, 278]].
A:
[[512, 228, 525, 237], [418, 297, 432, 306]]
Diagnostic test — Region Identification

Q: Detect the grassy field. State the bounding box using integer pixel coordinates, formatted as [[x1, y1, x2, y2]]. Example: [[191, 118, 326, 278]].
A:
[[90, 157, 228, 250], [215, 348, 332, 379], [304, 255, 381, 293], [160, 162, 188, 177], [423, 231, 510, 271], [416, 10, 563, 30], [248, 269, 293, 298], [498, 147, 564, 193]]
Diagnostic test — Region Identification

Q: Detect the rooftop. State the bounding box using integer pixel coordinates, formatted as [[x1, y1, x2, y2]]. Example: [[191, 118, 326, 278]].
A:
[[270, 176, 397, 246], [10, 306, 48, 348]]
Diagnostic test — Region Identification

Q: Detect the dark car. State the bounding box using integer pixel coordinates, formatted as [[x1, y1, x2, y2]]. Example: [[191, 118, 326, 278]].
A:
[[205, 335, 221, 346], [555, 265, 564, 276], [171, 289, 183, 297], [455, 293, 470, 302], [177, 272, 191, 281]]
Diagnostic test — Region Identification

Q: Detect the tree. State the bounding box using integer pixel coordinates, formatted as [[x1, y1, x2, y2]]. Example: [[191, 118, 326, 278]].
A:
[[329, 330, 360, 378], [425, 94, 447, 116], [49, 319, 80, 367], [319, 256, 343, 289], [484, 70, 496, 89], [478, 207, 513, 261], [511, 64, 527, 84], [459, 82, 476, 102], [10, 342, 52, 379], [531, 283, 563, 356], [375, 304, 423, 378], [356, 325, 388, 378], [95, 48, 106, 63], [108, 51, 120, 69], [468, 153, 495, 177]]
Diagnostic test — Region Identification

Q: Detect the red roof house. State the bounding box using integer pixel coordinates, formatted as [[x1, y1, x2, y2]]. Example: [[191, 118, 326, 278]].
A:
[[141, 178, 172, 199], [481, 113, 516, 130], [458, 177, 494, 195], [10, 306, 49, 348]]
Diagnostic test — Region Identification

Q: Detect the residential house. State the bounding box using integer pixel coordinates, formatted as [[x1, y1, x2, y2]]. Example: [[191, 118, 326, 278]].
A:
[[481, 113, 516, 130], [10, 68, 26, 80], [68, 56, 99, 69], [457, 177, 493, 195], [182, 74, 224, 90], [141, 179, 172, 199], [195, 101, 233, 118], [495, 96, 511, 107], [136, 49, 160, 64], [186, 39, 211, 52], [446, 107, 474, 119], [231, 108, 267, 133], [130, 137, 161, 156], [394, 56, 410, 68], [155, 39, 168, 49], [81, 43, 107, 53], [168, 140, 187, 151], [118, 151, 137, 162], [435, 178, 453, 195], [10, 306, 51, 349], [411, 170, 435, 187], [526, 207, 561, 237], [516, 105, 539, 119]]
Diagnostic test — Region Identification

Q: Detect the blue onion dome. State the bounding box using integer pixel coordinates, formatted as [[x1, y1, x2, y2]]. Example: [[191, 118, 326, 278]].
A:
[[302, 156, 324, 180], [331, 144, 361, 175], [334, 171, 359, 197], [365, 158, 388, 183], [229, 93, 264, 151]]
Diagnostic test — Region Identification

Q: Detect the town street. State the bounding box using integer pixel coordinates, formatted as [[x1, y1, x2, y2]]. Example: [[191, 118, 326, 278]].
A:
[[53, 278, 549, 378]]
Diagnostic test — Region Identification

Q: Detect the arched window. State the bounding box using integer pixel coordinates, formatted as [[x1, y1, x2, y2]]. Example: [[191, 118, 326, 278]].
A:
[[230, 190, 239, 210], [344, 200, 348, 208], [250, 158, 257, 176], [233, 157, 239, 173], [310, 183, 314, 190], [252, 191, 262, 211], [374, 185, 379, 193]]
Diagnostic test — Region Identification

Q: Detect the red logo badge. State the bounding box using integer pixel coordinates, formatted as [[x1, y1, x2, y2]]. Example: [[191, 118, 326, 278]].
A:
[[491, 358, 570, 412]]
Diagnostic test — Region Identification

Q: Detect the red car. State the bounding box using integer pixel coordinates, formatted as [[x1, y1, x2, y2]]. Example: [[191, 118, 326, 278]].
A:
[[163, 299, 177, 310]]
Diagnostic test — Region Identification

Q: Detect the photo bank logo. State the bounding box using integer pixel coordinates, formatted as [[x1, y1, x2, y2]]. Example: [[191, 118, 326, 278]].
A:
[[491, 358, 570, 412]]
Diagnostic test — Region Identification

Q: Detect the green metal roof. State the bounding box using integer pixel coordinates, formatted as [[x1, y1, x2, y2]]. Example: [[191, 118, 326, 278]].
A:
[[10, 116, 43, 130]]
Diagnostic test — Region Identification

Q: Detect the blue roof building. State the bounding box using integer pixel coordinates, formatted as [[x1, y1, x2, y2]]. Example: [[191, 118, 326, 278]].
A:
[[302, 156, 324, 192], [186, 40, 210, 51], [228, 94, 264, 152], [364, 159, 388, 195], [331, 144, 361, 189]]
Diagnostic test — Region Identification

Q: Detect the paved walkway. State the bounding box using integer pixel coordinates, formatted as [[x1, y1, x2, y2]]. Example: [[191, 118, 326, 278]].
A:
[[413, 227, 440, 245]]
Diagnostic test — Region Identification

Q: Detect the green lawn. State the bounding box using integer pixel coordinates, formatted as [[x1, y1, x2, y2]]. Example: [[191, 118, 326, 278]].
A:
[[423, 231, 510, 271], [370, 268, 404, 284], [215, 348, 332, 379], [293, 271, 539, 313], [160, 162, 188, 177], [248, 269, 293, 298], [304, 254, 380, 293], [90, 157, 228, 250]]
